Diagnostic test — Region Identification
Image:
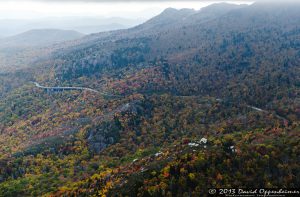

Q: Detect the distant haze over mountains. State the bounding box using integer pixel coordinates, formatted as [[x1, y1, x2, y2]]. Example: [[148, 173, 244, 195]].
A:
[[0, 16, 145, 37], [0, 29, 84, 48]]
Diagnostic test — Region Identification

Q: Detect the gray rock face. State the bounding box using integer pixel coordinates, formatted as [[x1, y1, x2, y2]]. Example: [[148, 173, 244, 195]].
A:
[[87, 100, 146, 153], [87, 121, 120, 153]]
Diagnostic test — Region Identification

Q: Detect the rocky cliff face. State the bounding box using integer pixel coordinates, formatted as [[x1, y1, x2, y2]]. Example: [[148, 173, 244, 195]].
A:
[[87, 100, 147, 153]]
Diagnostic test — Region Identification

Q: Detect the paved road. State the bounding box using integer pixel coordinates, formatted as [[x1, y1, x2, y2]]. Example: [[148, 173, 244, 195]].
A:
[[33, 82, 120, 97], [215, 98, 287, 121]]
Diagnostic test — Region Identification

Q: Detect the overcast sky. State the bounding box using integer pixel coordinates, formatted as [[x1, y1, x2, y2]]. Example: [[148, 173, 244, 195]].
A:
[[0, 1, 252, 19]]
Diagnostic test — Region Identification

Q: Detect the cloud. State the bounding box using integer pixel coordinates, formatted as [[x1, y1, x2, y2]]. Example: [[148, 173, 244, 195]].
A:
[[0, 0, 252, 2], [0, 0, 253, 20]]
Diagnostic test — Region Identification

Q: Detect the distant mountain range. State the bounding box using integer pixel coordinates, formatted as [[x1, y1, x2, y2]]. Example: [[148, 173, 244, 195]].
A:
[[0, 28, 85, 71], [0, 29, 84, 48], [0, 16, 145, 37]]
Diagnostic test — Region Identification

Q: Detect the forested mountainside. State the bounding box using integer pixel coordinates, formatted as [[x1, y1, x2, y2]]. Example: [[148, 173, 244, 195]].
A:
[[0, 2, 299, 196]]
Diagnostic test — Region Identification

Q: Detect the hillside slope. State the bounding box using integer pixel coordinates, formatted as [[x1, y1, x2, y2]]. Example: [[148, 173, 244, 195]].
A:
[[48, 2, 299, 110]]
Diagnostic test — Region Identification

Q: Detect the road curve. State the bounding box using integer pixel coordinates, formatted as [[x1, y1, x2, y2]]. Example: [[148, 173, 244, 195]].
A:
[[33, 82, 120, 97]]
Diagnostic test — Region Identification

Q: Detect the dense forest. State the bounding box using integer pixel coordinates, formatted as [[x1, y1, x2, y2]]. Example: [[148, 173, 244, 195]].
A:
[[0, 2, 299, 196]]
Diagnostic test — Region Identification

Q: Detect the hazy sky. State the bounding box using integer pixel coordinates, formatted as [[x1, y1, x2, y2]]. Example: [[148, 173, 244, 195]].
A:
[[0, 1, 252, 19]]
